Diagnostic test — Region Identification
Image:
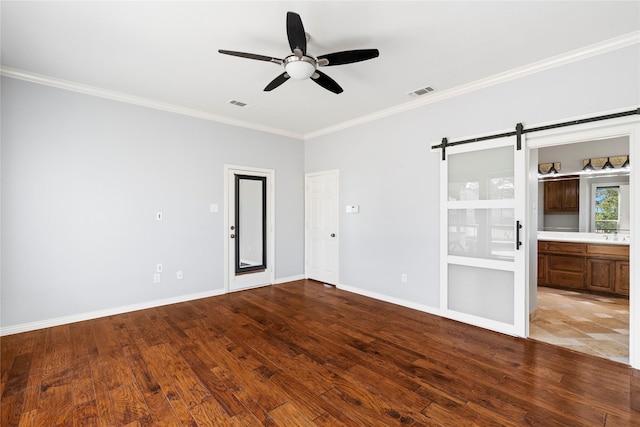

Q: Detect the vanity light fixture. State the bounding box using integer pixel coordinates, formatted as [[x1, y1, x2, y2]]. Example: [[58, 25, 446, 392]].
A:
[[602, 157, 614, 170], [622, 155, 630, 168], [538, 162, 561, 175], [582, 159, 595, 172]]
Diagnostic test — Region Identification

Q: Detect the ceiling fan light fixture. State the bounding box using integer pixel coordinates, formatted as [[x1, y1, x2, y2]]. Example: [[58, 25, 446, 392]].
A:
[[284, 55, 316, 80]]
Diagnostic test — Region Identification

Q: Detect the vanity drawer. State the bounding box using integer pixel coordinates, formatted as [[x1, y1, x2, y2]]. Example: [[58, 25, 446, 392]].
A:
[[538, 241, 586, 254], [548, 254, 584, 272], [587, 244, 629, 257]]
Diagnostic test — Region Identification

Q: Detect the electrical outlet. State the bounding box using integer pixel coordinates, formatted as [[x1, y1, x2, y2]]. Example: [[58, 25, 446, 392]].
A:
[[401, 273, 408, 283], [176, 270, 183, 280], [153, 274, 161, 284]]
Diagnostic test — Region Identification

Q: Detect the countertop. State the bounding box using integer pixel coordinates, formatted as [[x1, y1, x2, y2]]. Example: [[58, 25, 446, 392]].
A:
[[538, 231, 630, 245]]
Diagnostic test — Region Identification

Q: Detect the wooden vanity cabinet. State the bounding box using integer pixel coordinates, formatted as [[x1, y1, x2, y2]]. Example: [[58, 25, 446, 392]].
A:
[[538, 241, 586, 290], [615, 261, 630, 296], [538, 240, 629, 297], [544, 177, 579, 213], [586, 258, 616, 293], [537, 254, 548, 286]]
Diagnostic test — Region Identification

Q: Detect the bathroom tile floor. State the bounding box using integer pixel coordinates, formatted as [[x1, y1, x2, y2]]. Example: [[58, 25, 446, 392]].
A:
[[530, 286, 629, 364]]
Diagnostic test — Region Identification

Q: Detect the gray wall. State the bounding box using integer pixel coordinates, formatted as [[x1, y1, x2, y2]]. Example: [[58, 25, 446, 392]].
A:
[[2, 43, 638, 331], [1, 78, 304, 328], [305, 44, 639, 310]]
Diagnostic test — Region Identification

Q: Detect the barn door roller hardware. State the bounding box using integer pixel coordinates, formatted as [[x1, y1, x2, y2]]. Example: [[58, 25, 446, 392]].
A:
[[433, 108, 640, 161]]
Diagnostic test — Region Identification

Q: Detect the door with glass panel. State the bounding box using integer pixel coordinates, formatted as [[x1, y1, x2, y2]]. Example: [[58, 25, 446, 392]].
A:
[[440, 136, 527, 336], [226, 166, 274, 292]]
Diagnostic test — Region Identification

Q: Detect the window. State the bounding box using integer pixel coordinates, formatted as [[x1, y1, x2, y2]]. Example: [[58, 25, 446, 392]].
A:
[[594, 185, 620, 233]]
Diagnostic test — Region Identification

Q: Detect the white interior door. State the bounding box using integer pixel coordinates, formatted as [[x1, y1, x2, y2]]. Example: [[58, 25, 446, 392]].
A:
[[225, 166, 274, 292], [305, 170, 339, 285], [440, 136, 527, 336]]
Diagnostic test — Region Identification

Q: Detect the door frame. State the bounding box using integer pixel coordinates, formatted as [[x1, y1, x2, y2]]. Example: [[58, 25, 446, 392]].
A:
[[224, 164, 275, 292], [526, 112, 640, 369], [304, 170, 340, 285]]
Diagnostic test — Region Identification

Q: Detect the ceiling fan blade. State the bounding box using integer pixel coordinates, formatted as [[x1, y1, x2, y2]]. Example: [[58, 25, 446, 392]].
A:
[[311, 70, 343, 94], [286, 11, 307, 55], [218, 49, 282, 64], [317, 49, 379, 66], [264, 72, 290, 91]]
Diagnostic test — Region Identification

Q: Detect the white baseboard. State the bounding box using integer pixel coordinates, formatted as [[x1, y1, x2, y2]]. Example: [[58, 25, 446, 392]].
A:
[[337, 283, 442, 317], [0, 288, 227, 336], [273, 274, 305, 284], [1, 279, 438, 336]]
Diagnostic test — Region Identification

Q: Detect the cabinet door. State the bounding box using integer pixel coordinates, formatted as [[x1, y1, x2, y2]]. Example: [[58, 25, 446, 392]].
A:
[[562, 179, 579, 211], [586, 258, 615, 293], [543, 178, 579, 212], [547, 254, 584, 289], [537, 254, 547, 286], [544, 181, 563, 212], [615, 261, 630, 296]]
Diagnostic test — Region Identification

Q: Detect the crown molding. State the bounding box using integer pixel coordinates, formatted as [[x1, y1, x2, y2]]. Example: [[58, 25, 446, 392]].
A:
[[2, 31, 638, 141], [0, 67, 305, 140], [304, 30, 640, 140]]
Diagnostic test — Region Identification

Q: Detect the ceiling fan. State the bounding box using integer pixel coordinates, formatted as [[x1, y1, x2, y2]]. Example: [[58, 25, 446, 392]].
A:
[[218, 11, 379, 94]]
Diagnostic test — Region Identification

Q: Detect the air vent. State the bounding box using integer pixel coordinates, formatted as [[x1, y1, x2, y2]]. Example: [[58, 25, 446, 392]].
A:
[[408, 86, 435, 97], [228, 99, 248, 107]]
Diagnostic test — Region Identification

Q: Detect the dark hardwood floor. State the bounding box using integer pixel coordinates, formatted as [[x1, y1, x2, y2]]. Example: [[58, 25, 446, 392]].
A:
[[2, 279, 639, 426]]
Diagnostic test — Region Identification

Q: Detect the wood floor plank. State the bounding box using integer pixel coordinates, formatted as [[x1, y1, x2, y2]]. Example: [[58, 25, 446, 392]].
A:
[[2, 279, 639, 425], [155, 375, 198, 426], [267, 402, 317, 426], [71, 400, 100, 427], [140, 390, 184, 426]]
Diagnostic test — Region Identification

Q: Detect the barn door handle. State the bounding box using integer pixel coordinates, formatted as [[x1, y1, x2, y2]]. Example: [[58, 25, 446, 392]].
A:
[[516, 220, 523, 250]]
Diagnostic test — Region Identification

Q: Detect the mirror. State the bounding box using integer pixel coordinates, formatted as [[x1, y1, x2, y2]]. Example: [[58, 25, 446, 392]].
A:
[[537, 136, 630, 233], [235, 174, 267, 274]]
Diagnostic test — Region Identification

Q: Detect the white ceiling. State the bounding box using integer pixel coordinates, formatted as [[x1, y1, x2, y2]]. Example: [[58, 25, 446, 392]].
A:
[[2, 1, 639, 139]]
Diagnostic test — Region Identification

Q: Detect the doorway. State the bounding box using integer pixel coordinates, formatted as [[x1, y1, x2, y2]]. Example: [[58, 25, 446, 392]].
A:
[[526, 117, 639, 368], [224, 165, 275, 292], [305, 170, 339, 285]]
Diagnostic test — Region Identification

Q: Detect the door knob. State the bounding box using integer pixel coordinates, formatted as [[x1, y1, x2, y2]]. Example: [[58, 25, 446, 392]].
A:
[[230, 225, 235, 230], [230, 234, 235, 238], [331, 233, 336, 237]]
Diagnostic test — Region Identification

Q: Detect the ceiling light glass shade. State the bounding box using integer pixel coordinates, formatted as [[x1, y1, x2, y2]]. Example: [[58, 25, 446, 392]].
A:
[[284, 56, 316, 80], [548, 163, 558, 174], [602, 157, 614, 170], [582, 159, 595, 172]]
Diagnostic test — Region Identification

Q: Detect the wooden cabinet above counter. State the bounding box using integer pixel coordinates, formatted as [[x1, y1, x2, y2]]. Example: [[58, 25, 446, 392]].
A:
[[543, 177, 579, 213], [538, 240, 629, 297]]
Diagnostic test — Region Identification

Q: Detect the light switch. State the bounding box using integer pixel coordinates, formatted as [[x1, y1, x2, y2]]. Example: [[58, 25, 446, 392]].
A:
[[210, 203, 219, 213]]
